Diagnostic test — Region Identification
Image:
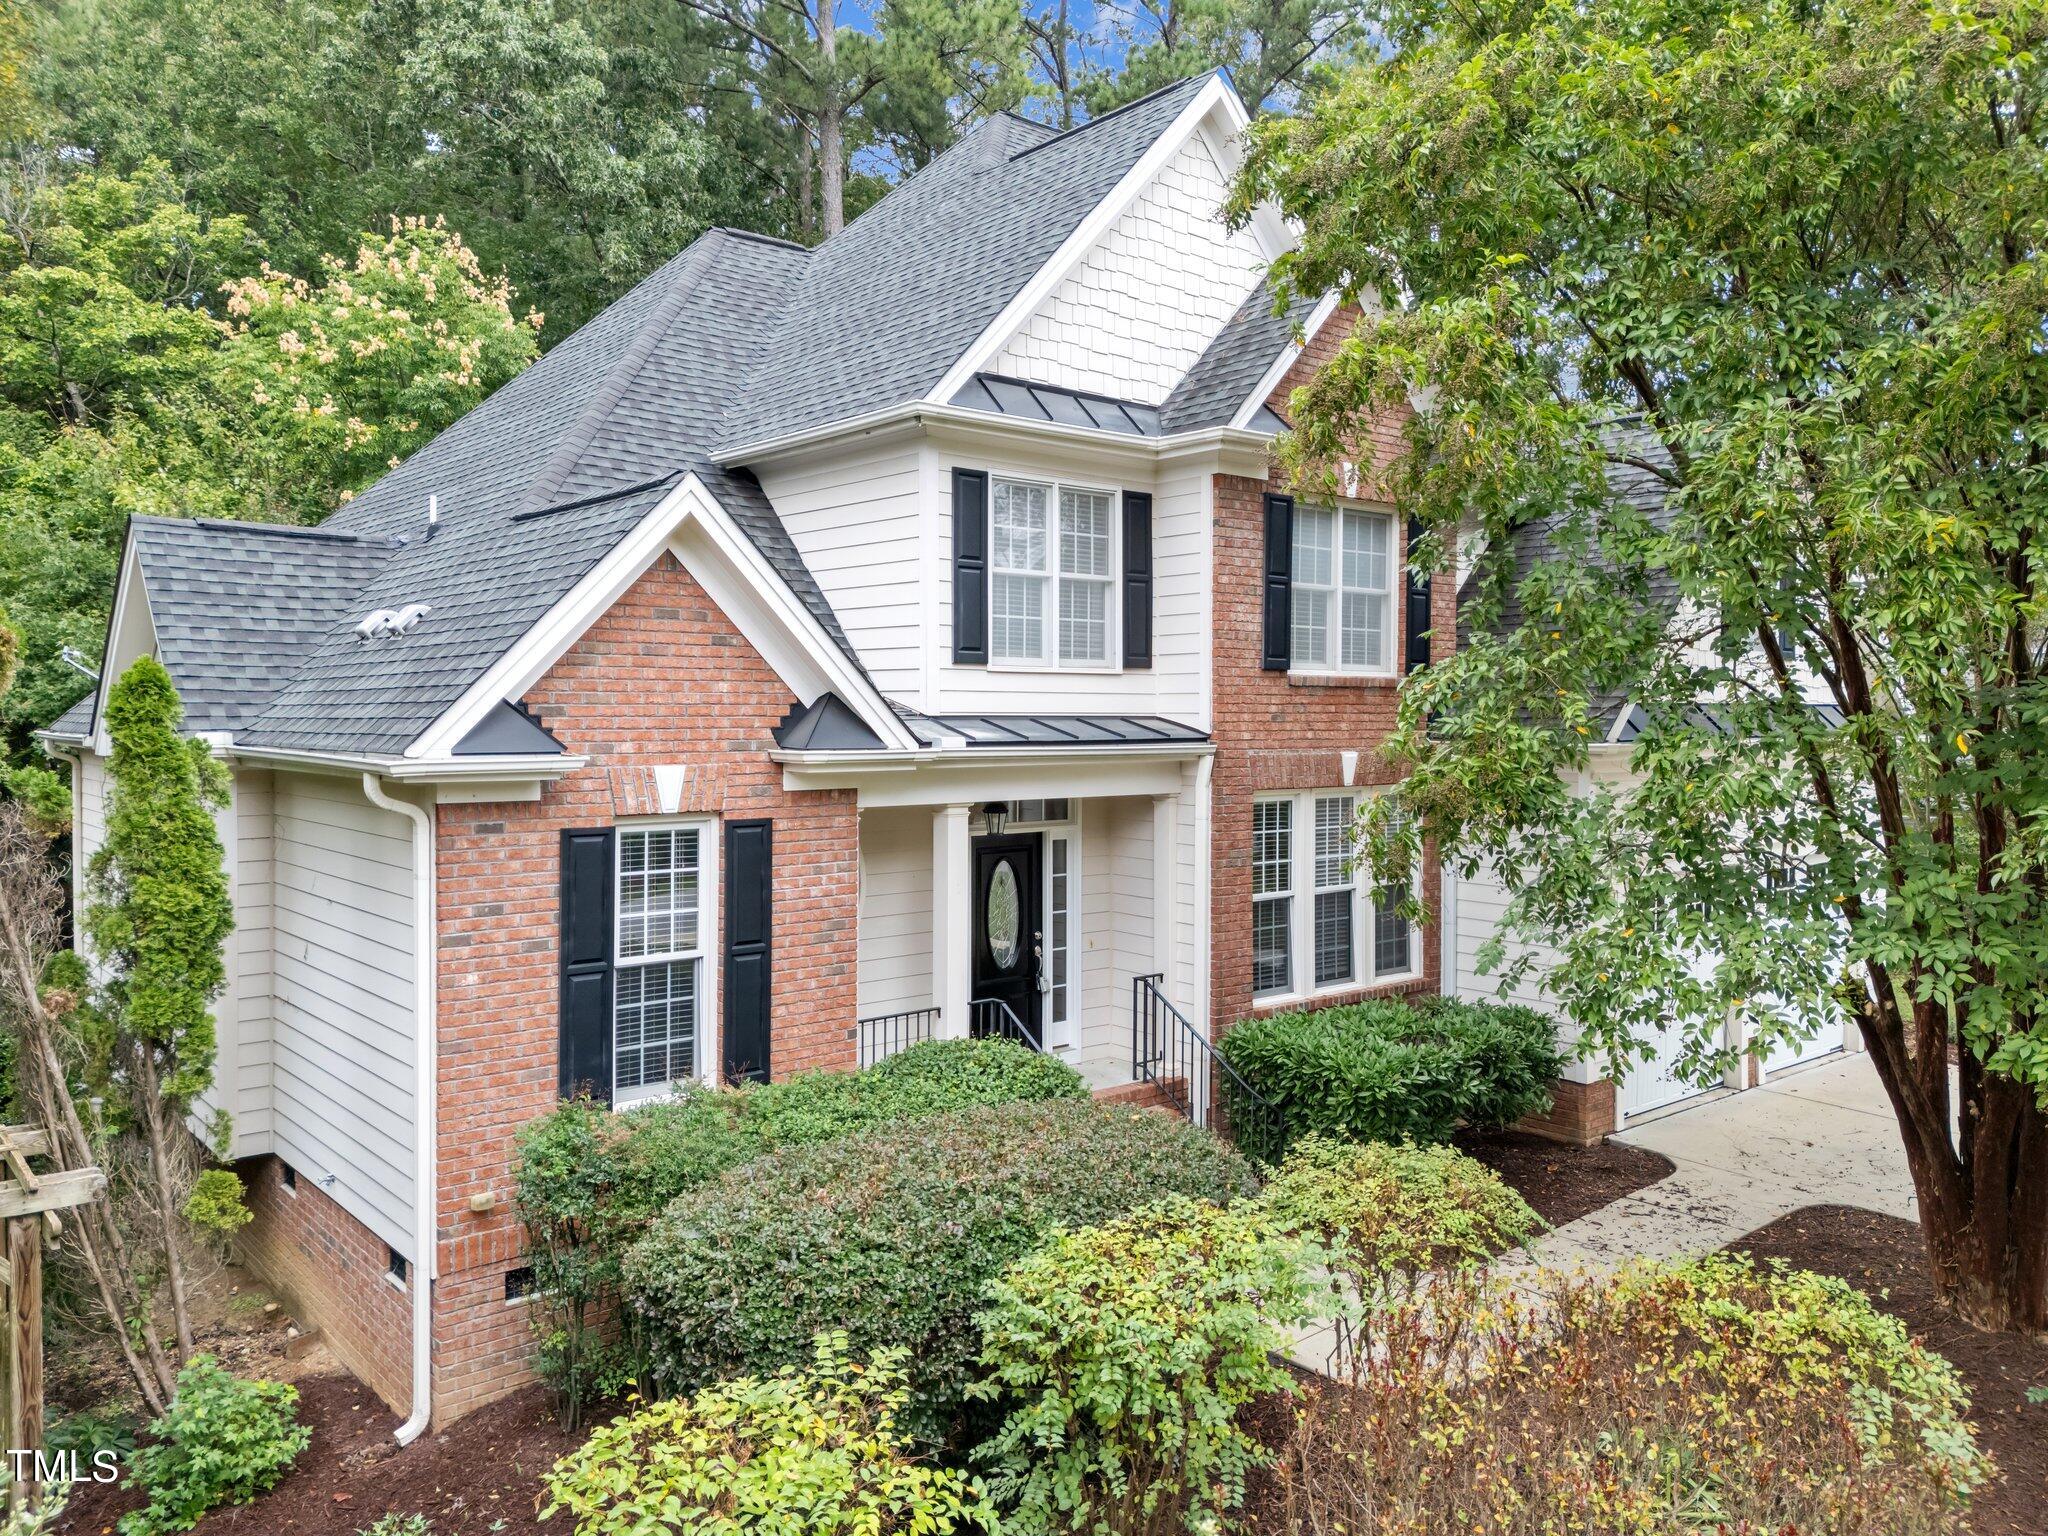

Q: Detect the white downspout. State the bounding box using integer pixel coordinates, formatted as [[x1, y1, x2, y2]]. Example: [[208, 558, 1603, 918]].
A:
[[362, 774, 436, 1446]]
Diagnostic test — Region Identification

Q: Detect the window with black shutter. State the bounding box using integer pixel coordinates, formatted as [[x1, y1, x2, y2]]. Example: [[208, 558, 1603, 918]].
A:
[[952, 468, 988, 664], [1262, 492, 1294, 670], [1121, 490, 1153, 668], [1405, 517, 1433, 673]]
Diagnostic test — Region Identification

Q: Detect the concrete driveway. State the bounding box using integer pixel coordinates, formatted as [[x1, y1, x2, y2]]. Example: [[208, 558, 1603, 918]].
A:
[[1529, 1050, 1917, 1271]]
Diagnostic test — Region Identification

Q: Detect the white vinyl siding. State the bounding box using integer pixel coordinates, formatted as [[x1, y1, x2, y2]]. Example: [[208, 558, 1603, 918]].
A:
[[1292, 507, 1396, 675], [269, 773, 417, 1261], [857, 809, 935, 1019]]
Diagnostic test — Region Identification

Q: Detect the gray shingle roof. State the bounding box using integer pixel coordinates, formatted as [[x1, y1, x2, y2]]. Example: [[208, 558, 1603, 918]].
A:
[[39, 692, 96, 742], [723, 75, 1217, 453], [1158, 277, 1318, 433], [131, 518, 403, 734], [113, 75, 1247, 760], [234, 229, 829, 757]]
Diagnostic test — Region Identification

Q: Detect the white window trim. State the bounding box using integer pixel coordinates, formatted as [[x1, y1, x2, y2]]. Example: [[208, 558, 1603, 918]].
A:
[[1041, 817, 1080, 1051], [1251, 789, 1420, 1005], [986, 472, 1123, 673], [1251, 797, 1295, 1000], [1290, 504, 1401, 680], [612, 816, 720, 1108]]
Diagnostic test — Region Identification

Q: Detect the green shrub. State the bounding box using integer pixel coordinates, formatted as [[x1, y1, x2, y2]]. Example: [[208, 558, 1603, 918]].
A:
[[1259, 1136, 1541, 1275], [356, 1518, 432, 1536], [623, 1099, 1259, 1443], [513, 1038, 1083, 1420], [1218, 996, 1563, 1151], [1271, 1255, 1990, 1535], [542, 1332, 991, 1536], [119, 1355, 309, 1535], [971, 1197, 1324, 1536]]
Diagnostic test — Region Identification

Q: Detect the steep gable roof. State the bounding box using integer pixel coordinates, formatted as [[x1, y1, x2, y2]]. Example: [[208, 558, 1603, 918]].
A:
[[724, 75, 1217, 453], [1159, 277, 1319, 432]]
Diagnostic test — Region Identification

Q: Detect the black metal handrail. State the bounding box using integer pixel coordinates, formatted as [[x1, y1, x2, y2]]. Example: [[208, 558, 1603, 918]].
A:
[[970, 996, 1044, 1053], [1131, 973, 1286, 1162], [856, 1006, 941, 1067]]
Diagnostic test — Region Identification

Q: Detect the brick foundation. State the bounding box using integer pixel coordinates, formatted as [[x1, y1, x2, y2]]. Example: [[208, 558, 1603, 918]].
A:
[[428, 551, 861, 1422], [236, 1155, 413, 1416], [1515, 1077, 1618, 1147]]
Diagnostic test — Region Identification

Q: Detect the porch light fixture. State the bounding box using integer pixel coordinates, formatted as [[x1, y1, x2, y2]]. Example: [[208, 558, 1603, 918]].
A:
[[982, 801, 1010, 836]]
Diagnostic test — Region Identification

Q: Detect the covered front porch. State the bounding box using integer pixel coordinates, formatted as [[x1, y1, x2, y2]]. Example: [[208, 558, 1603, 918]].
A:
[[777, 716, 1214, 1094]]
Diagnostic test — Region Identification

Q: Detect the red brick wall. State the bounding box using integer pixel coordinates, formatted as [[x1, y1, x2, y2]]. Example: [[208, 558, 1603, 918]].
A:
[[1209, 308, 1459, 1032], [427, 551, 860, 1421], [237, 1156, 413, 1415]]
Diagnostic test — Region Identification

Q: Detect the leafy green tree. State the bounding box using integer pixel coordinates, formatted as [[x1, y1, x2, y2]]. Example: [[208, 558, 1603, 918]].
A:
[[1236, 0, 2048, 1328], [1084, 0, 1362, 114], [86, 656, 236, 1358]]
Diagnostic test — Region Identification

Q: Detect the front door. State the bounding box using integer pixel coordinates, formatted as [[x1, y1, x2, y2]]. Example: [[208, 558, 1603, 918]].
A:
[[972, 835, 1041, 1042]]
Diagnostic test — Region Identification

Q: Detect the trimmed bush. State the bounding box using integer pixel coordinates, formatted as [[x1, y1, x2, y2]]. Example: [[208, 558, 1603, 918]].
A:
[[118, 1356, 309, 1535], [1259, 1136, 1541, 1276], [623, 1099, 1259, 1443], [1218, 995, 1563, 1150], [513, 1038, 1083, 1418], [971, 1197, 1325, 1536], [1266, 1254, 1989, 1535], [541, 1332, 991, 1536]]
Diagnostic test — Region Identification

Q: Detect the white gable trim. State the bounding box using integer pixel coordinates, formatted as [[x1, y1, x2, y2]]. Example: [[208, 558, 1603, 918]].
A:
[[89, 534, 156, 756], [928, 74, 1276, 408], [1227, 290, 1342, 432], [406, 473, 916, 760]]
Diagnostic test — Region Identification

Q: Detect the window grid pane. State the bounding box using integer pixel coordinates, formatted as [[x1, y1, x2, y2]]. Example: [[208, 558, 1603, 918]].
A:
[[1374, 893, 1412, 976], [992, 572, 1045, 661], [614, 958, 697, 1092], [1341, 591, 1387, 669], [1253, 896, 1292, 995], [1058, 489, 1112, 578], [618, 828, 699, 960], [1253, 800, 1293, 897], [1314, 889, 1354, 987], [1058, 578, 1109, 663], [991, 481, 1050, 572], [1314, 795, 1356, 889]]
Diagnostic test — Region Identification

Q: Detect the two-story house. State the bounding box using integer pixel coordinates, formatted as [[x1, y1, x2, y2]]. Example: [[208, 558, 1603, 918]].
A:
[[36, 71, 1455, 1433]]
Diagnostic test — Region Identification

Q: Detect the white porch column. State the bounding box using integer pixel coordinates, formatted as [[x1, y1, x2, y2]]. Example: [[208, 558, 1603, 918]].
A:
[[1151, 793, 1176, 987], [932, 804, 973, 1037]]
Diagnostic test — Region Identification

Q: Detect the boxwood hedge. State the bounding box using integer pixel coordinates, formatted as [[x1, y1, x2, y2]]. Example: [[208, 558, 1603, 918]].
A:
[[621, 1098, 1260, 1444], [1218, 995, 1563, 1151]]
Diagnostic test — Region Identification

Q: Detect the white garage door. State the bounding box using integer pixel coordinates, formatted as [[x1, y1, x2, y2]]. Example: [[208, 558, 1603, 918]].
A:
[[1619, 1024, 1707, 1118], [1761, 996, 1847, 1076]]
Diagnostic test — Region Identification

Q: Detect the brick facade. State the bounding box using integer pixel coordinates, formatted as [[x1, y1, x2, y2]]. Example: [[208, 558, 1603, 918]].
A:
[[1516, 1077, 1618, 1147], [237, 1155, 413, 1414], [1208, 309, 1459, 1033], [426, 551, 859, 1421]]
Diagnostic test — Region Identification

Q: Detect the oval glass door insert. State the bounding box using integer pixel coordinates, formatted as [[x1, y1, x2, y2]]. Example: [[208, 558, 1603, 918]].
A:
[[987, 859, 1020, 967]]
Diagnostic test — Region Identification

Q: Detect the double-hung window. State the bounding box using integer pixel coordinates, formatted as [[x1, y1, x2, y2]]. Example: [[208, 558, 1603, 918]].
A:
[[1291, 506, 1396, 673], [1252, 791, 1418, 999], [613, 825, 706, 1104], [990, 477, 1116, 667]]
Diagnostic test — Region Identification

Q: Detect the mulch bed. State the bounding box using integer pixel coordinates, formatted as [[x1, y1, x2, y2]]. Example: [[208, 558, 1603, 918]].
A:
[[1455, 1127, 1674, 1228], [1732, 1204, 2048, 1536], [56, 1376, 576, 1536]]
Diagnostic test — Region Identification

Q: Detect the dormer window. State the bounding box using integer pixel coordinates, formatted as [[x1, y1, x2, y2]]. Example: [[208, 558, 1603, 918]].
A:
[[990, 477, 1117, 668]]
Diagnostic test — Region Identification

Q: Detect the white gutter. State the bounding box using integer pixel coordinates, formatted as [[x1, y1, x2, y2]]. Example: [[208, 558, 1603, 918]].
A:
[[225, 742, 585, 782], [361, 773, 437, 1447], [771, 742, 1216, 774]]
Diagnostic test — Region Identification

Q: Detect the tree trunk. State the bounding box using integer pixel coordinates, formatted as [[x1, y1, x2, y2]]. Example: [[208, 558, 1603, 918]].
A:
[[131, 1049, 196, 1360], [817, 0, 844, 238], [1857, 981, 2048, 1332]]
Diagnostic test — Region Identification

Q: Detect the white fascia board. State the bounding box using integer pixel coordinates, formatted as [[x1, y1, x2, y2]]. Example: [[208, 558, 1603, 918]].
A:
[[784, 745, 1212, 807], [226, 741, 587, 781], [925, 74, 1242, 409], [406, 473, 915, 760], [89, 534, 152, 757], [1226, 289, 1343, 432]]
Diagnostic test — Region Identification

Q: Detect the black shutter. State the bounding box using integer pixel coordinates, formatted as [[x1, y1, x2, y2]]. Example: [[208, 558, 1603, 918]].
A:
[[1405, 516, 1432, 673], [1261, 492, 1294, 671], [558, 827, 615, 1102], [1121, 490, 1153, 669], [951, 468, 989, 664], [722, 819, 772, 1084]]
